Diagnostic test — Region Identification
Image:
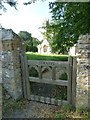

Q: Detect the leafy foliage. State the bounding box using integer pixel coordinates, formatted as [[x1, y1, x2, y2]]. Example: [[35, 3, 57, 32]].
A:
[[18, 31, 40, 52], [41, 2, 90, 54], [32, 37, 41, 47]]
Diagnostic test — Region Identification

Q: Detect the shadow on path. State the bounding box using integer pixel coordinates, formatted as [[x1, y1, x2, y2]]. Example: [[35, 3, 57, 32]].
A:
[[3, 101, 60, 118]]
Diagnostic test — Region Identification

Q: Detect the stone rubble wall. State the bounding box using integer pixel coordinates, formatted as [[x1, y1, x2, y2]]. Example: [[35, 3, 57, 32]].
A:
[[0, 28, 2, 119], [76, 35, 90, 109], [0, 28, 23, 100], [0, 84, 2, 120]]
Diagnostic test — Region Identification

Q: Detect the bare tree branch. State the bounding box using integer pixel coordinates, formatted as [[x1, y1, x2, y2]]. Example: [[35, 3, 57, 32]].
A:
[[0, 0, 46, 14], [0, 0, 18, 14]]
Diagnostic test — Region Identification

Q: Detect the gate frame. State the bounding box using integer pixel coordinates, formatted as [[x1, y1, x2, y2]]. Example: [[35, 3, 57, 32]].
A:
[[20, 53, 76, 107]]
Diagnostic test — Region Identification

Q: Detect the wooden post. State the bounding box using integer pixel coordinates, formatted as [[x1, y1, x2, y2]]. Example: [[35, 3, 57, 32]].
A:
[[20, 53, 27, 99], [72, 57, 77, 107], [52, 66, 56, 80], [67, 56, 73, 104], [20, 40, 30, 100], [38, 66, 42, 79], [24, 55, 31, 100]]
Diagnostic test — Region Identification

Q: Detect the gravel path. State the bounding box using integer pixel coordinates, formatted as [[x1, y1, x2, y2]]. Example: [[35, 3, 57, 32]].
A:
[[3, 101, 60, 118], [3, 87, 60, 118]]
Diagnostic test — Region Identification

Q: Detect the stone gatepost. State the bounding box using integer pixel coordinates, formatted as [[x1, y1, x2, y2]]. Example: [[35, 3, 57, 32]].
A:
[[0, 28, 23, 100], [0, 34, 2, 120], [76, 35, 90, 110]]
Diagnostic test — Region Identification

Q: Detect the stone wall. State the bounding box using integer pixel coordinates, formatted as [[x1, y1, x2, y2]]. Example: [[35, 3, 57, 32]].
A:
[[0, 85, 2, 120], [0, 27, 2, 119], [0, 28, 23, 100], [76, 35, 90, 109]]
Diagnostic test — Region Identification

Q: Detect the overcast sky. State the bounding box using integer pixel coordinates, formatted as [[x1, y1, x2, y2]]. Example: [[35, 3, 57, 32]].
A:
[[0, 0, 55, 40]]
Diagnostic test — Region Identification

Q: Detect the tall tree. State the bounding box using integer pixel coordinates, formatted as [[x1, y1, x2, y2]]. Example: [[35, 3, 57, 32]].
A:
[[41, 19, 64, 53], [41, 20, 54, 44], [42, 2, 90, 54]]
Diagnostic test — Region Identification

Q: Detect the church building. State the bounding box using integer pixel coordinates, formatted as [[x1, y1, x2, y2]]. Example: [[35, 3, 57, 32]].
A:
[[37, 39, 51, 54]]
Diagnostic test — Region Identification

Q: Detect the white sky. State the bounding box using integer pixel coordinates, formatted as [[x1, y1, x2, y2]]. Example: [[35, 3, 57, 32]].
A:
[[0, 0, 55, 40]]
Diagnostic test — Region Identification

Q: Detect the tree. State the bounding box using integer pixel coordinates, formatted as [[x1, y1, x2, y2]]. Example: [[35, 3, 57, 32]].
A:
[[41, 20, 53, 44], [41, 19, 64, 53], [31, 37, 41, 52], [18, 31, 40, 52], [42, 2, 90, 54], [18, 31, 33, 52], [32, 37, 41, 47]]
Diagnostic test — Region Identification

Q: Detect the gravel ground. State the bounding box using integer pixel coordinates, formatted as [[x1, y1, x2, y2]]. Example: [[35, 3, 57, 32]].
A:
[[3, 100, 60, 118]]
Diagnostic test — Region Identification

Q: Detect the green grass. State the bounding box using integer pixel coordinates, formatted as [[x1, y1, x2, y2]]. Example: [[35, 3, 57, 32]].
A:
[[54, 105, 89, 119], [26, 52, 69, 61]]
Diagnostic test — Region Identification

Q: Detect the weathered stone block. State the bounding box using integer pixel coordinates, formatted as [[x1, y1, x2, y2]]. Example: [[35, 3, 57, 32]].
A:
[[2, 40, 12, 51], [12, 39, 22, 50], [0, 41, 2, 52], [76, 34, 90, 110], [0, 84, 2, 120], [1, 28, 23, 100], [78, 35, 90, 44]]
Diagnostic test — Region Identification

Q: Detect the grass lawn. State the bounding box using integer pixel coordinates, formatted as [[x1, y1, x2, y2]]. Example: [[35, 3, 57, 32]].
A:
[[26, 52, 69, 61]]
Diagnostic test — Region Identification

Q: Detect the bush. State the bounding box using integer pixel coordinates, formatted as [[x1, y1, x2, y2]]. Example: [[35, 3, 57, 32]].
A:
[[30, 46, 38, 52]]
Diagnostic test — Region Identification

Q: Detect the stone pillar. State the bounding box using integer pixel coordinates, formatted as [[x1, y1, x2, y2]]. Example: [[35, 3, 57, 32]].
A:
[[0, 27, 2, 119], [76, 35, 90, 110], [0, 28, 23, 100]]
